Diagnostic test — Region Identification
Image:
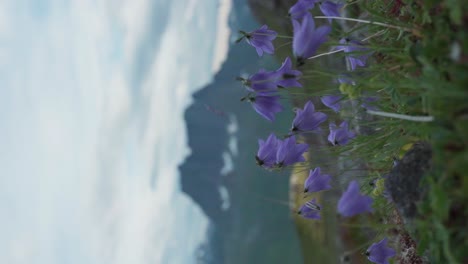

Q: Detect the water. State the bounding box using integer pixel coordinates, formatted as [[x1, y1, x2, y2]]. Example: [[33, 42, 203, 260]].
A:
[[0, 0, 231, 263], [179, 1, 305, 261]]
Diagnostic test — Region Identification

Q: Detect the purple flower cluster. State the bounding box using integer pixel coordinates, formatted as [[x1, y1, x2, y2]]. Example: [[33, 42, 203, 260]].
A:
[[299, 174, 375, 221], [256, 134, 309, 169], [236, 1, 391, 259], [241, 57, 303, 121], [297, 167, 330, 220]]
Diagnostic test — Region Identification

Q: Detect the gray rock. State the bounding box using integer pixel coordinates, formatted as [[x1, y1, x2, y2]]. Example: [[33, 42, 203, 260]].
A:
[[385, 142, 432, 221]]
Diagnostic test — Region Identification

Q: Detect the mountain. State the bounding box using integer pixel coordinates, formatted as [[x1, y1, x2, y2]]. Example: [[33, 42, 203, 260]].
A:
[[180, 0, 263, 224], [179, 0, 303, 263]]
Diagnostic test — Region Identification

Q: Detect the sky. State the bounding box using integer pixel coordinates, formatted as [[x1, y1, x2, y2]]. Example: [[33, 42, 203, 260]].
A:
[[0, 0, 231, 263]]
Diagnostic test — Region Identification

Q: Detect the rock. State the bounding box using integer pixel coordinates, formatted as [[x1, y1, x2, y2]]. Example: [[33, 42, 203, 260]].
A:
[[385, 142, 432, 221]]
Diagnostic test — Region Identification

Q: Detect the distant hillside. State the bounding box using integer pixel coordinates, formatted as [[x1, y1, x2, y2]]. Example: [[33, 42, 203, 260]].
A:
[[178, 0, 303, 263]]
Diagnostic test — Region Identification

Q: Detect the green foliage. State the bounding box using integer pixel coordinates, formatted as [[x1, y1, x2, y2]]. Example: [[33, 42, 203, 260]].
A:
[[250, 0, 467, 262], [308, 0, 467, 261]]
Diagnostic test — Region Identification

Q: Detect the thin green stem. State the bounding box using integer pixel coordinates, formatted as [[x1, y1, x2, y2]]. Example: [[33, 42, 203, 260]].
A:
[[366, 110, 434, 122], [361, 29, 387, 42], [276, 41, 293, 50], [338, 222, 398, 229], [254, 32, 293, 39], [307, 49, 344, 60], [314, 16, 413, 32]]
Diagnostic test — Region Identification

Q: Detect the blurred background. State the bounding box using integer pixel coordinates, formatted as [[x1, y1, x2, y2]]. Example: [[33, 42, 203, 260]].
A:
[[0, 0, 305, 263]]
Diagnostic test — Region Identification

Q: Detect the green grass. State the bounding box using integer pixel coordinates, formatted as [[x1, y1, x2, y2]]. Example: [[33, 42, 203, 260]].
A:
[[330, 1, 468, 263], [247, 0, 468, 263]]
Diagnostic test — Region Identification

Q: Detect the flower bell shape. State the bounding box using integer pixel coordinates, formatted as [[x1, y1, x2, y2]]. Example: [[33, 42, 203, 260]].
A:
[[366, 238, 396, 264], [242, 25, 277, 56], [244, 69, 280, 93], [318, 1, 343, 22], [250, 94, 283, 122], [298, 198, 321, 219], [289, 0, 315, 20], [337, 38, 369, 71], [256, 133, 281, 168], [293, 13, 331, 66], [304, 167, 332, 193], [320, 95, 342, 112], [275, 57, 303, 88], [337, 180, 373, 217], [276, 136, 309, 167], [337, 75, 356, 85], [327, 121, 356, 145], [291, 101, 328, 132], [361, 96, 379, 111]]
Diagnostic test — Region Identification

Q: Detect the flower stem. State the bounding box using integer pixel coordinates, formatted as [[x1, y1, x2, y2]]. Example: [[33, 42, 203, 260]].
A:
[[342, 238, 376, 256], [276, 41, 293, 50], [366, 110, 434, 122], [254, 32, 293, 39], [314, 16, 413, 32], [275, 34, 293, 39], [339, 222, 398, 229], [303, 69, 339, 78], [361, 29, 387, 42], [307, 49, 345, 60]]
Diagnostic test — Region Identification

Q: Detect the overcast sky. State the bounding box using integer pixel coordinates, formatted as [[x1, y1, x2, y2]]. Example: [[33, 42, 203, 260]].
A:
[[0, 0, 231, 263]]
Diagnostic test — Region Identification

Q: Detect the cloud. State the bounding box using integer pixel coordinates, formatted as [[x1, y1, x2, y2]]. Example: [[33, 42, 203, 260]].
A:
[[212, 0, 232, 73], [0, 0, 218, 263]]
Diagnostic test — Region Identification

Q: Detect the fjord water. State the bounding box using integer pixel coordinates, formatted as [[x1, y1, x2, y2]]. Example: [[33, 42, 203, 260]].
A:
[[0, 0, 228, 263]]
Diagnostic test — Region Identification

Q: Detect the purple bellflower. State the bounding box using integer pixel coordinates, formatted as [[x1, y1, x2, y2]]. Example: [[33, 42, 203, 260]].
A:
[[298, 198, 321, 219], [366, 238, 396, 264], [337, 180, 373, 217], [336, 38, 369, 71], [249, 94, 283, 122], [337, 74, 356, 85], [318, 1, 343, 23], [321, 95, 342, 112], [292, 13, 331, 66], [240, 25, 277, 56], [291, 101, 328, 132], [289, 0, 342, 21], [256, 133, 281, 168], [361, 96, 379, 111], [243, 69, 280, 94], [327, 121, 356, 145], [276, 136, 309, 167], [289, 0, 315, 20], [304, 167, 332, 193], [275, 57, 303, 88]]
